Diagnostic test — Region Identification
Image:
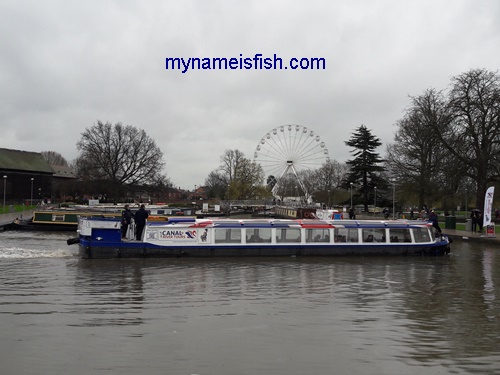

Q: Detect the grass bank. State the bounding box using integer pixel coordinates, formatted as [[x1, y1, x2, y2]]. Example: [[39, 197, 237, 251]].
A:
[[0, 205, 36, 215]]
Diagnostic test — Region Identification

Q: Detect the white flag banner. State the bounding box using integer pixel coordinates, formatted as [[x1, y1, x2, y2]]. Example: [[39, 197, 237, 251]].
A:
[[483, 186, 495, 227]]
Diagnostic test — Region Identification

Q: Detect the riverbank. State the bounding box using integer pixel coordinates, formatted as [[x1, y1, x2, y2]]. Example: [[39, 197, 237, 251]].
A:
[[352, 213, 500, 245]]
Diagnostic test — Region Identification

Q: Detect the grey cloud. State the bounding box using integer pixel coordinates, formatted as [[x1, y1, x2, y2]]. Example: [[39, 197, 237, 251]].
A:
[[1, 0, 499, 188]]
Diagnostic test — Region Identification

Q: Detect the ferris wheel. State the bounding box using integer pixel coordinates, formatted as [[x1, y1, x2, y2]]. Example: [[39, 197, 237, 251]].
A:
[[253, 125, 330, 201]]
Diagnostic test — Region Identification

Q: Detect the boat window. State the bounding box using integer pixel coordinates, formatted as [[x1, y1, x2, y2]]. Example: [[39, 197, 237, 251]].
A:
[[413, 227, 431, 243], [334, 228, 358, 243], [52, 214, 65, 222], [362, 228, 386, 243], [305, 228, 330, 243], [276, 228, 301, 243], [389, 228, 411, 243], [214, 228, 242, 243], [246, 228, 272, 243]]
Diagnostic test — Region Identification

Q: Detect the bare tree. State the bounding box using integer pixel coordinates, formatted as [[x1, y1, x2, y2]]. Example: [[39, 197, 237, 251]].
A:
[[310, 160, 349, 205], [41, 151, 69, 166], [219, 149, 246, 183], [205, 149, 267, 200], [429, 69, 500, 209], [76, 121, 166, 197], [386, 89, 455, 209], [273, 173, 301, 201], [204, 170, 227, 199], [231, 158, 266, 199], [143, 174, 172, 203]]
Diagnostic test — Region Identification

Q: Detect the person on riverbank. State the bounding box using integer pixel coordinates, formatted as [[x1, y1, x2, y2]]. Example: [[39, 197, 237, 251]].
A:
[[477, 211, 483, 233], [121, 204, 134, 239], [471, 210, 485, 233], [134, 204, 149, 240], [471, 210, 478, 233]]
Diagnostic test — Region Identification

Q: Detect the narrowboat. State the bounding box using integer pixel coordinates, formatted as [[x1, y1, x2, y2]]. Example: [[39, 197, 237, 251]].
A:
[[8, 208, 176, 231], [68, 217, 451, 259], [8, 210, 122, 231]]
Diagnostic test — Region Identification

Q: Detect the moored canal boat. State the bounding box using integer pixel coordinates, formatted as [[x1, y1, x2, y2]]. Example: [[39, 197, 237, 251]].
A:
[[68, 217, 451, 259], [8, 210, 122, 231], [8, 208, 175, 231]]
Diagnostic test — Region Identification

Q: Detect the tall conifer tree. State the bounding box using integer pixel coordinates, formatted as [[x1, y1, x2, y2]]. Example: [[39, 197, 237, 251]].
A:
[[344, 125, 385, 212]]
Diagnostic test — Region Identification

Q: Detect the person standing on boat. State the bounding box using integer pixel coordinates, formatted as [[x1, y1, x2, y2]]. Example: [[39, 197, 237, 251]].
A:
[[428, 209, 442, 234], [121, 204, 134, 239], [134, 204, 149, 240]]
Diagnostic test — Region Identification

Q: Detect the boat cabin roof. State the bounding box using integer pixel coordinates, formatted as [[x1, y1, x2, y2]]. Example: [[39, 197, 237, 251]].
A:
[[141, 217, 432, 229]]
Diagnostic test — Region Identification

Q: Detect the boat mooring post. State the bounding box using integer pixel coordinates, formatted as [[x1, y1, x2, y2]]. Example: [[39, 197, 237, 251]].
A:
[[350, 182, 353, 210], [2, 175, 6, 214], [30, 178, 34, 207], [392, 181, 396, 220]]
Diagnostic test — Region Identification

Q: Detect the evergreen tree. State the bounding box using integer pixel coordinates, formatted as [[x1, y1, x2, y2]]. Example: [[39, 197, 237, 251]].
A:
[[344, 125, 386, 212]]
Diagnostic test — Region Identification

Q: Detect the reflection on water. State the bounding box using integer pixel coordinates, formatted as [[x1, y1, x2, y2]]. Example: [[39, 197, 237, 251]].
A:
[[0, 231, 499, 374]]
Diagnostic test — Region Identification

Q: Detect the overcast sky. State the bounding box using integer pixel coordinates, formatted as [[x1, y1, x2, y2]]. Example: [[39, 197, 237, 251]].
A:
[[1, 0, 499, 190]]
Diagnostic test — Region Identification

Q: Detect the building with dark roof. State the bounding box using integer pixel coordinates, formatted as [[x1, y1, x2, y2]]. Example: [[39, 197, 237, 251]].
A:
[[0, 148, 62, 203], [50, 164, 77, 200]]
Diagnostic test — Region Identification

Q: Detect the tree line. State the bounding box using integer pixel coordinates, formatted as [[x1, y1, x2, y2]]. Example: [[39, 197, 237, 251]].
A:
[[42, 68, 500, 210]]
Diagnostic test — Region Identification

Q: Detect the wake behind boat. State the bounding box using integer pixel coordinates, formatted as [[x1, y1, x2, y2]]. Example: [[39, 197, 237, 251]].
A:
[[68, 216, 451, 259]]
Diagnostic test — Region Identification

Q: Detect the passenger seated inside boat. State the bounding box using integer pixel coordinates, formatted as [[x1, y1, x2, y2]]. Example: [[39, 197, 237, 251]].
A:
[[324, 235, 330, 242], [314, 234, 321, 242], [334, 235, 347, 242], [365, 235, 374, 242], [390, 235, 399, 243], [248, 234, 266, 243]]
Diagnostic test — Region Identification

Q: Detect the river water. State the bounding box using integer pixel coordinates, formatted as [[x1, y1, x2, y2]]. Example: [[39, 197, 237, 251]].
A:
[[0, 230, 499, 375]]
